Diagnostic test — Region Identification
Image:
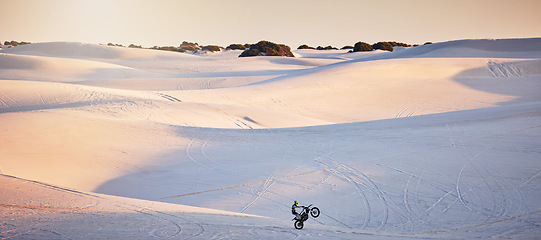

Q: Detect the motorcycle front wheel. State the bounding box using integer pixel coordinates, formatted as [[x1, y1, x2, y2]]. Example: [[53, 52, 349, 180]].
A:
[[294, 220, 304, 229], [310, 207, 320, 218]]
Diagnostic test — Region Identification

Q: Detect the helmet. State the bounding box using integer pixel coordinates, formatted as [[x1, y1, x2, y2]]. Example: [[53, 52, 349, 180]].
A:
[[294, 200, 299, 206]]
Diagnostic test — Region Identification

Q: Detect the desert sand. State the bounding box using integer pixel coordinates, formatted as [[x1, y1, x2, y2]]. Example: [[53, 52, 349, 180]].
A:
[[1, 38, 540, 239]]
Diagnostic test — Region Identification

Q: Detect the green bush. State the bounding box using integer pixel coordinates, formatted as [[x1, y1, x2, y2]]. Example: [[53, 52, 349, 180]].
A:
[[152, 46, 177, 52], [353, 41, 373, 52], [239, 40, 294, 57], [202, 45, 222, 52], [297, 44, 315, 50], [316, 46, 338, 50], [4, 40, 31, 46], [178, 41, 201, 52], [255, 41, 280, 55], [372, 42, 393, 51], [239, 48, 261, 57], [387, 41, 411, 47], [107, 43, 124, 47], [277, 44, 294, 57], [226, 44, 246, 50]]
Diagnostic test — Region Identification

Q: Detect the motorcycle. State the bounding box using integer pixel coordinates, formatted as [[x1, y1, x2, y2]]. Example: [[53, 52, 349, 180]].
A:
[[292, 204, 320, 229]]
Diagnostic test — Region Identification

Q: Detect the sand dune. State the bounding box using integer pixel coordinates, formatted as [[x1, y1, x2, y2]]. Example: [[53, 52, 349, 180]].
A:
[[1, 38, 540, 239]]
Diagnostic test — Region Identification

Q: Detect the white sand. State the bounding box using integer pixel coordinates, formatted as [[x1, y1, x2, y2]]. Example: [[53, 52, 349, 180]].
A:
[[1, 38, 540, 239]]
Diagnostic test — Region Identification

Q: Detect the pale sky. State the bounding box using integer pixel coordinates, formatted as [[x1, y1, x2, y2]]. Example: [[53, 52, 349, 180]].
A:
[[1, 0, 540, 48]]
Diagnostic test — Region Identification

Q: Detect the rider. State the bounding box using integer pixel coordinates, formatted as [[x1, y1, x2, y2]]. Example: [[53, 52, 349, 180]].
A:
[[291, 200, 303, 220]]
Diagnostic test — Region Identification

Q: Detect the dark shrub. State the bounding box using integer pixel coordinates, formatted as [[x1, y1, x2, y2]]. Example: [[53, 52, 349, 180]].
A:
[[316, 46, 338, 50], [153, 46, 177, 52], [107, 43, 124, 47], [179, 41, 201, 52], [372, 42, 394, 51], [226, 44, 246, 50], [298, 44, 315, 50], [276, 44, 294, 57], [128, 44, 142, 48], [424, 42, 433, 45], [239, 48, 261, 57], [353, 41, 373, 52], [4, 41, 31, 46], [387, 41, 411, 47], [202, 45, 222, 52], [341, 46, 354, 50], [256, 41, 281, 55], [239, 40, 294, 57]]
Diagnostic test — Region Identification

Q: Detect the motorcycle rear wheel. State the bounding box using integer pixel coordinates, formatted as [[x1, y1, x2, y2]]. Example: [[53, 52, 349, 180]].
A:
[[294, 220, 304, 229]]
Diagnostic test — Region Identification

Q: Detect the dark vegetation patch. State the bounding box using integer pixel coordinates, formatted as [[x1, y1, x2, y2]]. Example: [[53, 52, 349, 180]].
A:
[[239, 40, 294, 57]]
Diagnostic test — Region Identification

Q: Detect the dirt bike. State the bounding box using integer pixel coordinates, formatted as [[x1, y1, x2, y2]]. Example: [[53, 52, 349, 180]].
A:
[[292, 204, 320, 229]]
